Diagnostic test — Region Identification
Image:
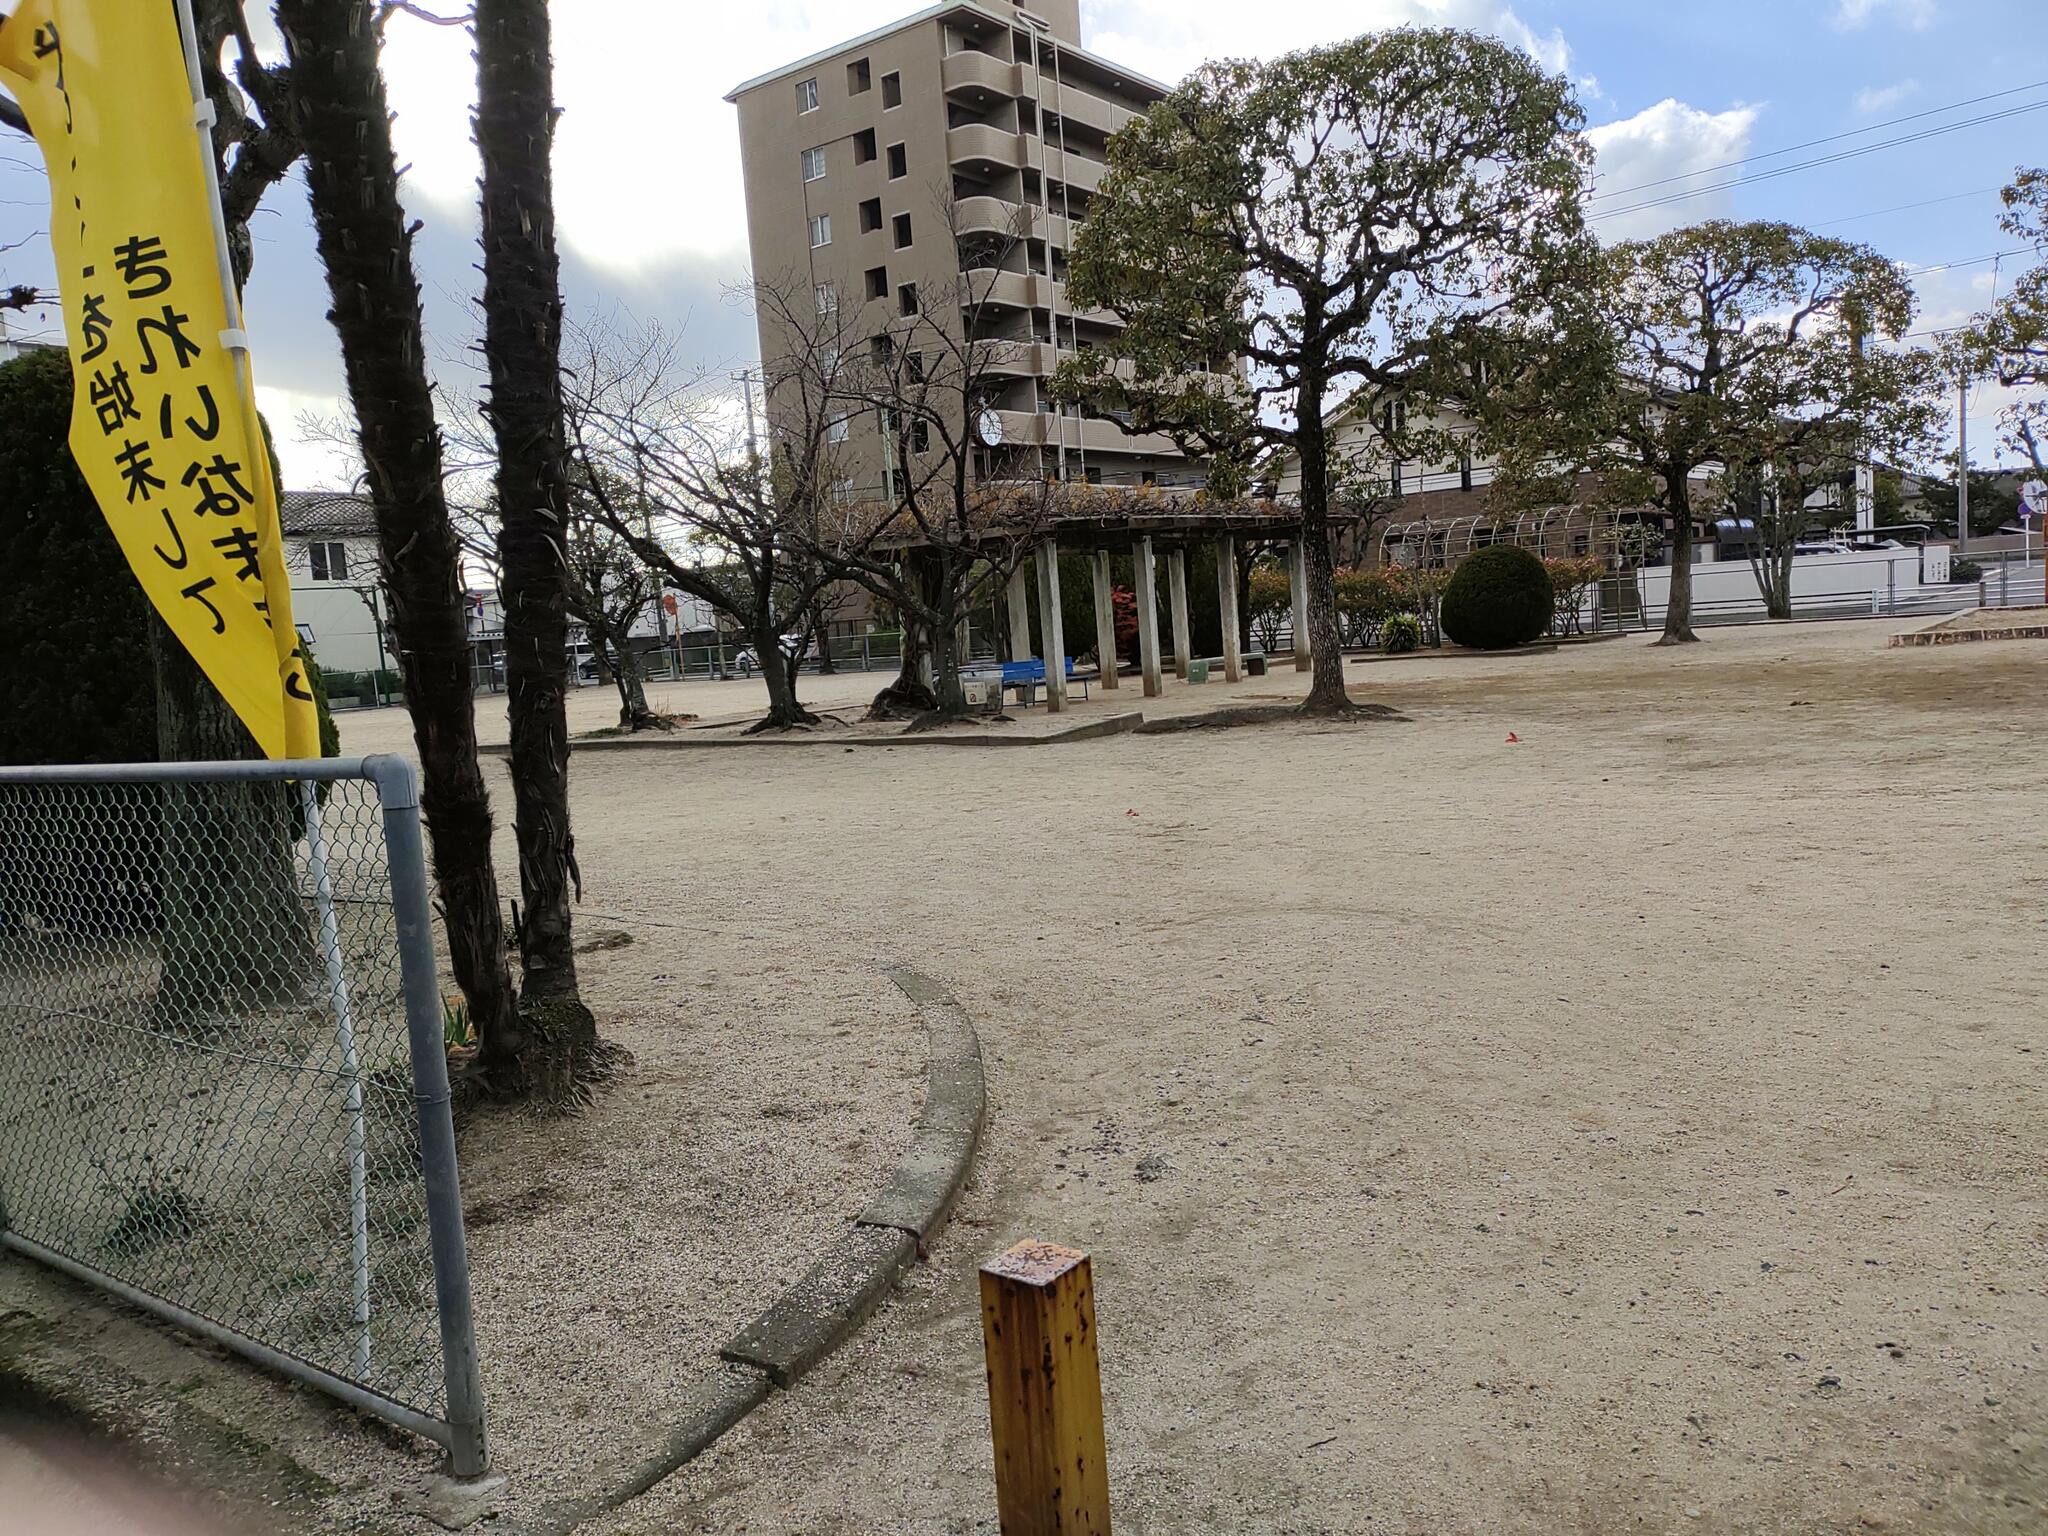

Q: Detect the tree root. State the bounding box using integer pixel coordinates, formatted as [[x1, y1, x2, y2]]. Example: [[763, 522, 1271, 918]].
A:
[[864, 679, 939, 722], [451, 993, 632, 1116]]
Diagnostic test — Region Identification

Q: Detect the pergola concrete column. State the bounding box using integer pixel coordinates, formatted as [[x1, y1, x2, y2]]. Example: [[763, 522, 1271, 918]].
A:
[[1288, 537, 1311, 672], [1132, 535, 1164, 697], [1167, 546, 1193, 681], [1006, 558, 1034, 664], [1216, 533, 1243, 682], [1089, 548, 1119, 689], [1035, 536, 1068, 712]]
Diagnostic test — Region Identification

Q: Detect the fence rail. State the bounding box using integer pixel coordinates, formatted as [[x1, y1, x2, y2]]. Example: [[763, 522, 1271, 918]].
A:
[[0, 756, 486, 1475]]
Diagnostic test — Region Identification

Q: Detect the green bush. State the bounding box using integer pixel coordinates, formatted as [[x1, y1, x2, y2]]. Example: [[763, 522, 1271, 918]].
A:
[[1440, 545, 1553, 650], [1383, 612, 1422, 653], [1949, 558, 1983, 584]]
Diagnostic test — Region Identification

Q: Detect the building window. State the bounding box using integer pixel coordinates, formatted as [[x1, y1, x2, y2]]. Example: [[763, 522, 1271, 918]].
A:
[[827, 414, 850, 443], [815, 282, 838, 316], [854, 127, 877, 164], [821, 343, 841, 374], [881, 71, 902, 109], [1459, 452, 1473, 493], [800, 146, 826, 182], [865, 265, 889, 301], [898, 282, 919, 316], [847, 58, 871, 95], [308, 540, 349, 582], [887, 142, 907, 179], [892, 212, 913, 248], [869, 334, 893, 364], [859, 197, 883, 233], [833, 476, 858, 501], [809, 212, 832, 248], [795, 77, 819, 113]]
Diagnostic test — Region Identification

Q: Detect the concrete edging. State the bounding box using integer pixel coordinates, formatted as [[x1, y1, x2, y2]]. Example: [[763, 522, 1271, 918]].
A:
[[1889, 606, 2048, 646], [532, 712, 1142, 753], [544, 965, 985, 1531]]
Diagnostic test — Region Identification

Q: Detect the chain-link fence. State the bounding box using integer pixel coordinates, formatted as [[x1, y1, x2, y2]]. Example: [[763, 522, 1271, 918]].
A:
[[0, 756, 486, 1475]]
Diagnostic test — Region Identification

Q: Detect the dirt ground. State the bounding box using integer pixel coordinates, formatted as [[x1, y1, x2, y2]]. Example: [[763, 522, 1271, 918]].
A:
[[485, 618, 2043, 1536], [14, 619, 2040, 1534]]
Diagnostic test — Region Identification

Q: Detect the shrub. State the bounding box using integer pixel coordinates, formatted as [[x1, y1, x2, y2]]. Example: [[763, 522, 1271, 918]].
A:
[[1246, 563, 1292, 651], [1333, 566, 1408, 646], [1949, 557, 1983, 584], [1440, 544, 1553, 649], [1383, 612, 1422, 653], [1544, 555, 1608, 636]]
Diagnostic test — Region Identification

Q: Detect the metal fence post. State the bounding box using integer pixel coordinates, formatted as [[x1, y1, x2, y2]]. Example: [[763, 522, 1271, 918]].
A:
[[365, 755, 490, 1479]]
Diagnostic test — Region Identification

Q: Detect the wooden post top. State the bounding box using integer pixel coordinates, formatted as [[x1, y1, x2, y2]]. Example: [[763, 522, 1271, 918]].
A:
[[983, 1239, 1089, 1288]]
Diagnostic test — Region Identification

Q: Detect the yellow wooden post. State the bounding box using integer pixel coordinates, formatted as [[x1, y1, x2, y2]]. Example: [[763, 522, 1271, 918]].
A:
[[980, 1240, 1111, 1534]]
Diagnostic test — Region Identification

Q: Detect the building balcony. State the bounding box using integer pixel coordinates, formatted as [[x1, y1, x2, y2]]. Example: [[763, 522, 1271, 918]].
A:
[[1044, 80, 1141, 139], [1046, 147, 1103, 195], [989, 409, 1179, 457], [941, 49, 1023, 101], [954, 194, 1073, 249], [948, 122, 1035, 174]]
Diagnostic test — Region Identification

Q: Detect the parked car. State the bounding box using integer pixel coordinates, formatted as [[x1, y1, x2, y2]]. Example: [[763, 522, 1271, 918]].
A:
[[733, 635, 810, 672]]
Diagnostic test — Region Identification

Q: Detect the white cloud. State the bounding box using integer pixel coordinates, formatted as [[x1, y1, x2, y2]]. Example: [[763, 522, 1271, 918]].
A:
[[1584, 99, 1761, 241], [1854, 78, 1920, 114], [1083, 0, 1573, 92], [1832, 0, 1939, 30]]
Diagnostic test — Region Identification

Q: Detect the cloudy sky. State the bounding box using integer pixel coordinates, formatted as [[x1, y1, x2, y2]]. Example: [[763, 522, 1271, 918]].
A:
[[1, 0, 2040, 484]]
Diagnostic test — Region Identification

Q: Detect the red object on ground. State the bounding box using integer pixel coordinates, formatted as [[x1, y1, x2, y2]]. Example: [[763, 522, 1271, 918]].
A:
[[1505, 732, 1521, 743]]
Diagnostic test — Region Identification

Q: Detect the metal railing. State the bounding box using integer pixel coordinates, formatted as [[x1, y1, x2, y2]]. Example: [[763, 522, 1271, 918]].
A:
[[0, 756, 486, 1475]]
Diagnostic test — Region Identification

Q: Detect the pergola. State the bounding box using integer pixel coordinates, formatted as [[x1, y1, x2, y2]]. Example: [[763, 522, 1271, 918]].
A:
[[878, 496, 1311, 712]]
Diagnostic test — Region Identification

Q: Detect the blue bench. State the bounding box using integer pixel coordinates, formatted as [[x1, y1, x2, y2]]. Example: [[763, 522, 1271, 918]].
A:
[[964, 657, 1095, 707]]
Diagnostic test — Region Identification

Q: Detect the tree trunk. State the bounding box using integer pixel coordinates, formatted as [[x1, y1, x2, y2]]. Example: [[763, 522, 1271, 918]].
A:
[[609, 638, 657, 730], [748, 620, 819, 731], [474, 0, 600, 1099], [1293, 397, 1354, 713], [275, 0, 522, 1068], [867, 593, 937, 721], [1658, 475, 1700, 644]]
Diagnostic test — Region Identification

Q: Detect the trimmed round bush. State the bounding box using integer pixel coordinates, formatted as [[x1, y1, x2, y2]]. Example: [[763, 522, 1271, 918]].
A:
[[1440, 545, 1553, 650], [1382, 612, 1423, 654]]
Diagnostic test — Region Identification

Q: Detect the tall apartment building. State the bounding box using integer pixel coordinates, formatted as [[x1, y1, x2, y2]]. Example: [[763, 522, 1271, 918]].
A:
[[725, 0, 1208, 496]]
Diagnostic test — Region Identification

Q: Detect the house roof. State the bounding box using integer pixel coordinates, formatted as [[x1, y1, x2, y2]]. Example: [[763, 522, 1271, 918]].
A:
[[280, 490, 378, 537]]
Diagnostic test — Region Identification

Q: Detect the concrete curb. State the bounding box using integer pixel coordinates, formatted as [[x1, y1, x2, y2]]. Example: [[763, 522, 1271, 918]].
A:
[[544, 966, 985, 1531], [520, 712, 1141, 754], [1889, 606, 2048, 646]]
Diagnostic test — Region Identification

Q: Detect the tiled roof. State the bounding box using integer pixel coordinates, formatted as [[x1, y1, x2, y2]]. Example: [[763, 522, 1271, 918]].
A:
[[280, 490, 378, 536]]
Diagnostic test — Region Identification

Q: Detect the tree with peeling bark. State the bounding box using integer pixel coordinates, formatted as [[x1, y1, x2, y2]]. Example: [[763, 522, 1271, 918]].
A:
[[273, 0, 525, 1089], [1052, 28, 1592, 714], [562, 314, 841, 732], [472, 0, 608, 1096]]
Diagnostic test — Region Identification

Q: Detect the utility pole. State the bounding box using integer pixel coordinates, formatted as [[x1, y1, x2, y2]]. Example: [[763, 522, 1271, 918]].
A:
[[1957, 372, 1971, 558]]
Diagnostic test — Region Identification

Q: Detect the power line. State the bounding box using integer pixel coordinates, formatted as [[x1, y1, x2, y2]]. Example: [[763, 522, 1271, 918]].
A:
[[1812, 186, 2003, 229], [1588, 99, 2048, 222], [1588, 78, 2048, 203]]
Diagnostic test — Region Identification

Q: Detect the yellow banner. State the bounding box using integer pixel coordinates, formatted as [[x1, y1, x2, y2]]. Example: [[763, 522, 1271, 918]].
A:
[[0, 0, 318, 760]]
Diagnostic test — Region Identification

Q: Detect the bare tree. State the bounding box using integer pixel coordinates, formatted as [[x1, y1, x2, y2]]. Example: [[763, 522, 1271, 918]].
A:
[[563, 312, 843, 732], [811, 199, 1057, 722]]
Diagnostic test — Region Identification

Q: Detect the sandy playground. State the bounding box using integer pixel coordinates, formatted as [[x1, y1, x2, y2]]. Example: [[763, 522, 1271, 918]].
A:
[[10, 617, 2042, 1535]]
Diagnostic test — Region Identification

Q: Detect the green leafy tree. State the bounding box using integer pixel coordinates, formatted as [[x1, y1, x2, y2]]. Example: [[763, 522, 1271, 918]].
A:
[[1963, 167, 2046, 471], [1480, 220, 1935, 640], [1055, 28, 1592, 714]]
